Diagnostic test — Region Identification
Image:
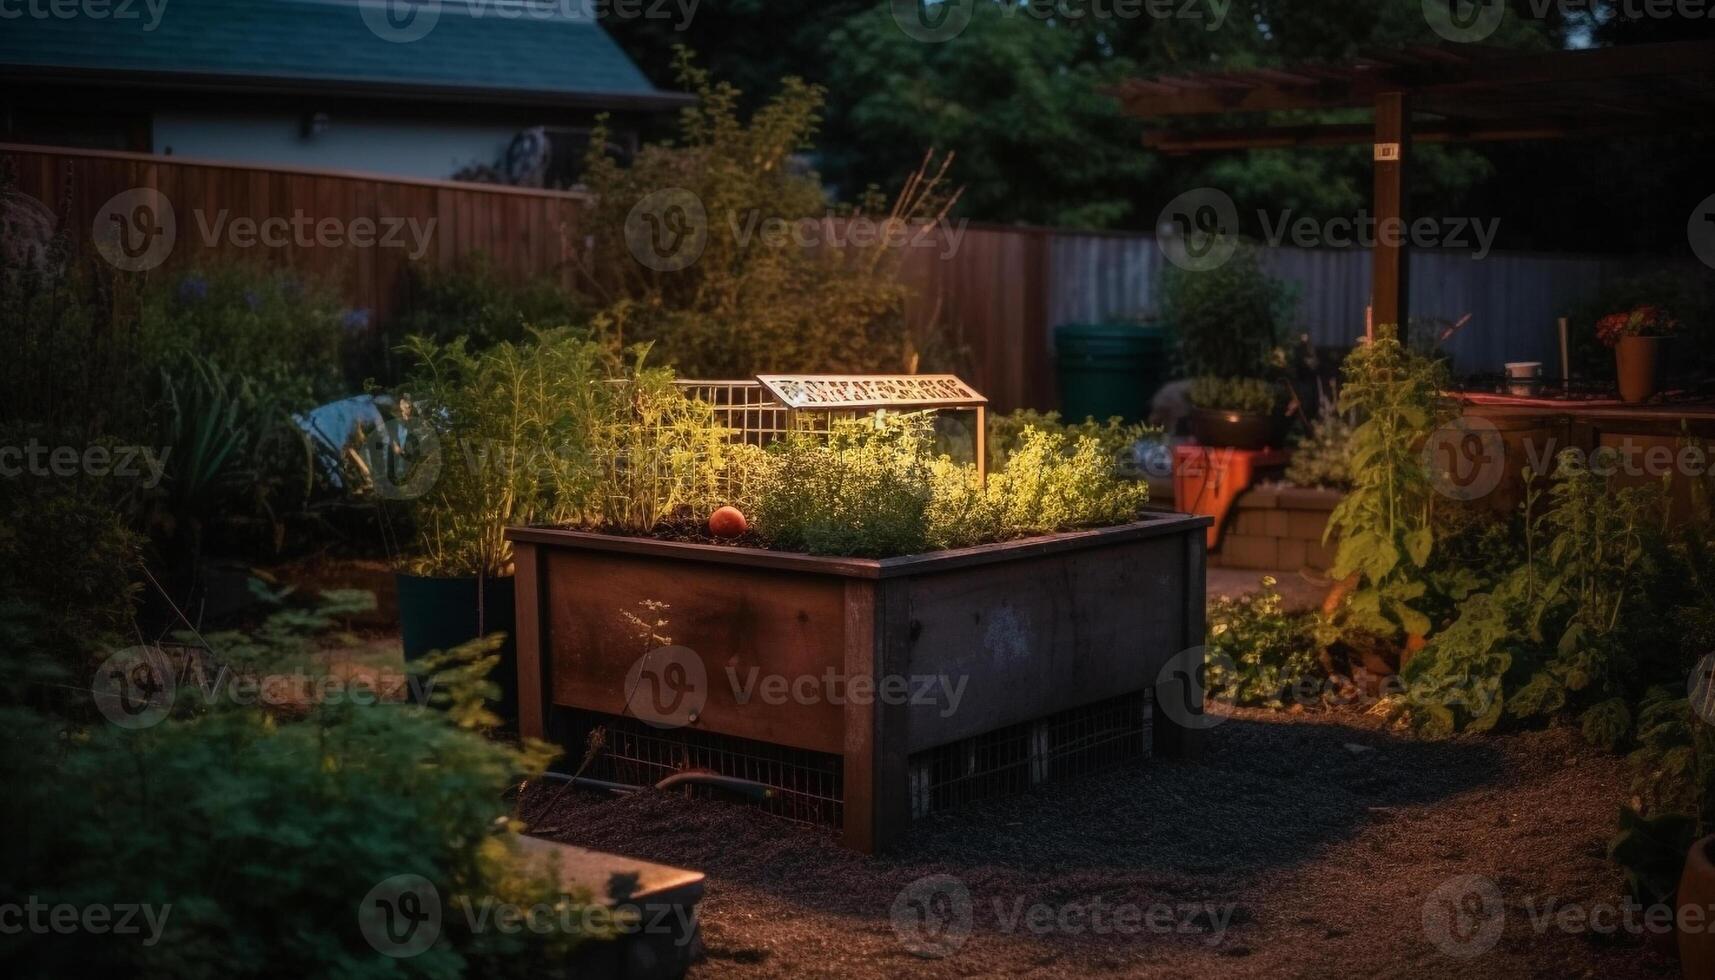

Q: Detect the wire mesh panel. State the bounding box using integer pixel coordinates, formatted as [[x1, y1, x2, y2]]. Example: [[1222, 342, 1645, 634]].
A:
[[557, 691, 1151, 833], [675, 374, 988, 481], [564, 709, 846, 829], [907, 690, 1154, 819], [673, 380, 793, 447]]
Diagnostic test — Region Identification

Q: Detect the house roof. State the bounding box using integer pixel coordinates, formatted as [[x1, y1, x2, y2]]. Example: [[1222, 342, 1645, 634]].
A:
[[0, 0, 690, 110]]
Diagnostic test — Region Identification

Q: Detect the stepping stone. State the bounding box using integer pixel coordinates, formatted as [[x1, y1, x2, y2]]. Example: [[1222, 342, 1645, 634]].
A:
[[517, 836, 705, 980]]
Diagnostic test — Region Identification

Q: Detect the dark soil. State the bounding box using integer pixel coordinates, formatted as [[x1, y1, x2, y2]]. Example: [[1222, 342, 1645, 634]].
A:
[[581, 517, 768, 550], [518, 707, 1679, 979]]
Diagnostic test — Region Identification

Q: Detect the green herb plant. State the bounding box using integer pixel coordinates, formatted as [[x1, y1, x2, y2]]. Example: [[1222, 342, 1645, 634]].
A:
[[754, 414, 1149, 557], [1188, 376, 1280, 415], [396, 329, 616, 577]]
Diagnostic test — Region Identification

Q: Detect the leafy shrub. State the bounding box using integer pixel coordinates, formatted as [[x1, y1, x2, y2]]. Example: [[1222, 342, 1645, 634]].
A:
[[576, 52, 956, 378], [1159, 242, 1296, 378], [392, 253, 590, 355], [0, 622, 602, 977], [0, 488, 606, 976], [1204, 577, 1321, 708], [0, 473, 142, 713], [1188, 376, 1280, 415], [1400, 448, 1673, 739], [2, 241, 153, 444], [140, 262, 348, 408]]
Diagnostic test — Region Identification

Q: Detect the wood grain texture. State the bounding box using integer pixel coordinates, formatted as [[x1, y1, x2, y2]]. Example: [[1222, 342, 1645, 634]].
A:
[[541, 548, 850, 755], [0, 142, 584, 327]]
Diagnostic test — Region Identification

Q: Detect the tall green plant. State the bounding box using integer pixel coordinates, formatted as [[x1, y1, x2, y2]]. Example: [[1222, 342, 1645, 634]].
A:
[[1323, 326, 1459, 640], [397, 330, 616, 577]]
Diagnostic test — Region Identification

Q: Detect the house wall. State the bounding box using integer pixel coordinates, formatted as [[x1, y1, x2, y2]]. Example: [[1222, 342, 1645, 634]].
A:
[[151, 110, 526, 181]]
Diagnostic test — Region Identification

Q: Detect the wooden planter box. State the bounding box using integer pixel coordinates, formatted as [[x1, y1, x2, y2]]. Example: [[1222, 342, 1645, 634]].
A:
[[506, 512, 1211, 854]]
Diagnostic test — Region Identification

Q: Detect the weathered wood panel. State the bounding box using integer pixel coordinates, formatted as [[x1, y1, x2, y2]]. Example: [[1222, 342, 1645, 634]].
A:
[[895, 534, 1187, 751], [0, 142, 584, 325], [540, 547, 850, 755]]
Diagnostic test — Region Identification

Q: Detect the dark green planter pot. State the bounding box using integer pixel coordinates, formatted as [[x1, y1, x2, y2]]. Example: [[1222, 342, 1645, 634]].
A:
[[1189, 407, 1287, 451], [396, 572, 517, 727], [1055, 322, 1167, 424]]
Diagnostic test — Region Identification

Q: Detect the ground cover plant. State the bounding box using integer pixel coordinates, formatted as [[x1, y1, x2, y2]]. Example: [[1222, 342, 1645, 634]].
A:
[[1204, 576, 1322, 709]]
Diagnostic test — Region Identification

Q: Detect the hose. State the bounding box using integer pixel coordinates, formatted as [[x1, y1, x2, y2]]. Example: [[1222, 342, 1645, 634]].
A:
[[653, 769, 775, 801], [539, 768, 775, 801]]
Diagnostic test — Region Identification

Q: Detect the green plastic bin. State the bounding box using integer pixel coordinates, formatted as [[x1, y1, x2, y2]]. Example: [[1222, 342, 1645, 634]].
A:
[[1054, 322, 1167, 424]]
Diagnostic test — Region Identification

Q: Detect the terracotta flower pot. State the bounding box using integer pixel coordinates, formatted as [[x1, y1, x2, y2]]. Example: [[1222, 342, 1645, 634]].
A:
[[1680, 835, 1715, 977], [1615, 335, 1662, 403]]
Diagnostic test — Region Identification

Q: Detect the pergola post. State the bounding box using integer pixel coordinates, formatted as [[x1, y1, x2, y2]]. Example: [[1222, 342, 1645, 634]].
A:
[[1372, 90, 1410, 341]]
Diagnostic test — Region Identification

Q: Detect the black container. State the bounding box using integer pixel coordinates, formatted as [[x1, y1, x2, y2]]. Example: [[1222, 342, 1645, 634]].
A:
[[396, 572, 517, 726], [1188, 407, 1287, 451]]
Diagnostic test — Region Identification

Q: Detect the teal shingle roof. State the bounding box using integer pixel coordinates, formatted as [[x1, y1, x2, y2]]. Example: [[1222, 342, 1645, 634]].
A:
[[0, 0, 680, 106]]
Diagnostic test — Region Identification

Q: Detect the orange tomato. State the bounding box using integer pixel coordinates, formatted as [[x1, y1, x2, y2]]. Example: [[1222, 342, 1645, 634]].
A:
[[709, 505, 748, 538]]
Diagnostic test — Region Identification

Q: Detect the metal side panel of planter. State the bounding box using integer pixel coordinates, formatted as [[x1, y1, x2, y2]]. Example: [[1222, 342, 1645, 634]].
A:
[[506, 513, 1210, 854]]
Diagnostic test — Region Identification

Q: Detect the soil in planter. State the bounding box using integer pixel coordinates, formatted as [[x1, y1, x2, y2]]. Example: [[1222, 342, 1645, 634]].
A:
[[580, 517, 771, 550]]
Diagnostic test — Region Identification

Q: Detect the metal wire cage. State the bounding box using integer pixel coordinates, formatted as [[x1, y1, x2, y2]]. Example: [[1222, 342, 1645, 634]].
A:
[[674, 374, 990, 481]]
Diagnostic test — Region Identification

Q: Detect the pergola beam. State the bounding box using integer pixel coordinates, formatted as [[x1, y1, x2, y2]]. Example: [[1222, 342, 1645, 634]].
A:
[[1111, 39, 1715, 119], [1142, 119, 1648, 153]]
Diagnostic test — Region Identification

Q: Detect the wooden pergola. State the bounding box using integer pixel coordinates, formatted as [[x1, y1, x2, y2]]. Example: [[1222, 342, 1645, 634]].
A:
[[1112, 39, 1715, 335]]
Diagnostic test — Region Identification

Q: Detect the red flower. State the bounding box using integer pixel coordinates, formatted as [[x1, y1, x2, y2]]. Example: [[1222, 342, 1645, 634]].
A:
[[1596, 304, 1679, 348]]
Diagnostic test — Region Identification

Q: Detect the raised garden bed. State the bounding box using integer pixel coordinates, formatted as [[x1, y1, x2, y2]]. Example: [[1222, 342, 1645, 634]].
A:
[[506, 512, 1211, 853]]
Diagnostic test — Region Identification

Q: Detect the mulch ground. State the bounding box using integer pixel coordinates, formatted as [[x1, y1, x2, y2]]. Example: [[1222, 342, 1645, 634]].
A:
[[517, 706, 1680, 979]]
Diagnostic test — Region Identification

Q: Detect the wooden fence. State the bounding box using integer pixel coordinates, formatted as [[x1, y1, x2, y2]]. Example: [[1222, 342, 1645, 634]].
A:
[[0, 143, 586, 327], [3, 143, 1642, 414]]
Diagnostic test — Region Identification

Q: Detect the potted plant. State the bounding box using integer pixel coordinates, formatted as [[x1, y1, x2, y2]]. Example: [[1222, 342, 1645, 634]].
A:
[[1609, 686, 1715, 971], [1187, 375, 1285, 449], [1597, 304, 1679, 403], [391, 329, 613, 726]]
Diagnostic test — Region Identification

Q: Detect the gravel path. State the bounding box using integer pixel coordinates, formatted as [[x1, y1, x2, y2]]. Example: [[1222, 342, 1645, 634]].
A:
[[520, 708, 1679, 978]]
